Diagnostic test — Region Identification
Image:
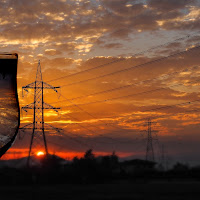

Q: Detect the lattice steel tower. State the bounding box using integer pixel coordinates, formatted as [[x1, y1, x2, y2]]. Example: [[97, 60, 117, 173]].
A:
[[21, 60, 60, 166], [146, 118, 155, 162]]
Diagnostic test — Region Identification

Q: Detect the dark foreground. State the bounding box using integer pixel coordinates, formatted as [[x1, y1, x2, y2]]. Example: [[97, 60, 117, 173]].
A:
[[1, 181, 200, 200], [2, 153, 200, 199]]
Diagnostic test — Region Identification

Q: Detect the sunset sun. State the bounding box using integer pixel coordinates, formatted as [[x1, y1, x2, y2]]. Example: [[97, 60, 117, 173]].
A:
[[36, 151, 45, 157]]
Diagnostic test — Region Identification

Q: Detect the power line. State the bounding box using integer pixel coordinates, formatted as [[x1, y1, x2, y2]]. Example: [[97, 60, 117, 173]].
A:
[[46, 52, 200, 133], [54, 66, 200, 107], [59, 43, 200, 87], [60, 108, 200, 130], [58, 106, 136, 144], [144, 99, 200, 113], [21, 103, 200, 155], [82, 99, 200, 125], [49, 96, 200, 142], [39, 38, 200, 142], [57, 91, 134, 135], [51, 65, 198, 103], [46, 132, 147, 156], [61, 112, 124, 143], [47, 137, 90, 150], [45, 64, 200, 140], [103, 107, 200, 135], [25, 74, 200, 141], [20, 99, 200, 154], [46, 125, 144, 150], [47, 32, 199, 84], [21, 91, 140, 144]]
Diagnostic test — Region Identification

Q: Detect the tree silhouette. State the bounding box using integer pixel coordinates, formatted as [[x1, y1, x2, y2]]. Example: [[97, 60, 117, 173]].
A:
[[84, 149, 95, 160]]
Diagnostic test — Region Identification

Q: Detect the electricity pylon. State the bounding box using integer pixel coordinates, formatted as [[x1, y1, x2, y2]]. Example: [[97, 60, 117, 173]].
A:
[[21, 60, 60, 166], [146, 118, 155, 162]]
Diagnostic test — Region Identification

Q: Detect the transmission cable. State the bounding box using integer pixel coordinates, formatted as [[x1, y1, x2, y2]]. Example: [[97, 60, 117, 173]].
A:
[[58, 43, 200, 87], [61, 110, 136, 144], [54, 65, 200, 107], [47, 32, 200, 84]]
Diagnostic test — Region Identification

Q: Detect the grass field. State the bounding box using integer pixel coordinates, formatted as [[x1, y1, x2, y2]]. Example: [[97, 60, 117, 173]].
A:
[[1, 181, 200, 200]]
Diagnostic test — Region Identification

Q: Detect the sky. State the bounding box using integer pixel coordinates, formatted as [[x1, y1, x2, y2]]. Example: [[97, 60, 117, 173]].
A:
[[1, 0, 200, 165]]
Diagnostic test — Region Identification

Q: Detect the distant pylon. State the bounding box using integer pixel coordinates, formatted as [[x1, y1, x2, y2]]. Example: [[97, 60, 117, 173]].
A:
[[160, 144, 169, 170], [21, 60, 60, 166], [161, 144, 165, 170], [146, 118, 155, 162]]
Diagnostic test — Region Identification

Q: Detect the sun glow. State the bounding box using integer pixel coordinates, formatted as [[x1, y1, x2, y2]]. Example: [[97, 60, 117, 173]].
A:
[[36, 151, 45, 156]]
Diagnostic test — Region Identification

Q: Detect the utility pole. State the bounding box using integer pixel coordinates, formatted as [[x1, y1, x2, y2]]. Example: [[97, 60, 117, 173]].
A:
[[146, 118, 155, 162], [21, 60, 60, 166]]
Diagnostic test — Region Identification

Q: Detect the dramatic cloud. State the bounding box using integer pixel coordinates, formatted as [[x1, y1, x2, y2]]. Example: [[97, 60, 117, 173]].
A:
[[0, 0, 200, 163]]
